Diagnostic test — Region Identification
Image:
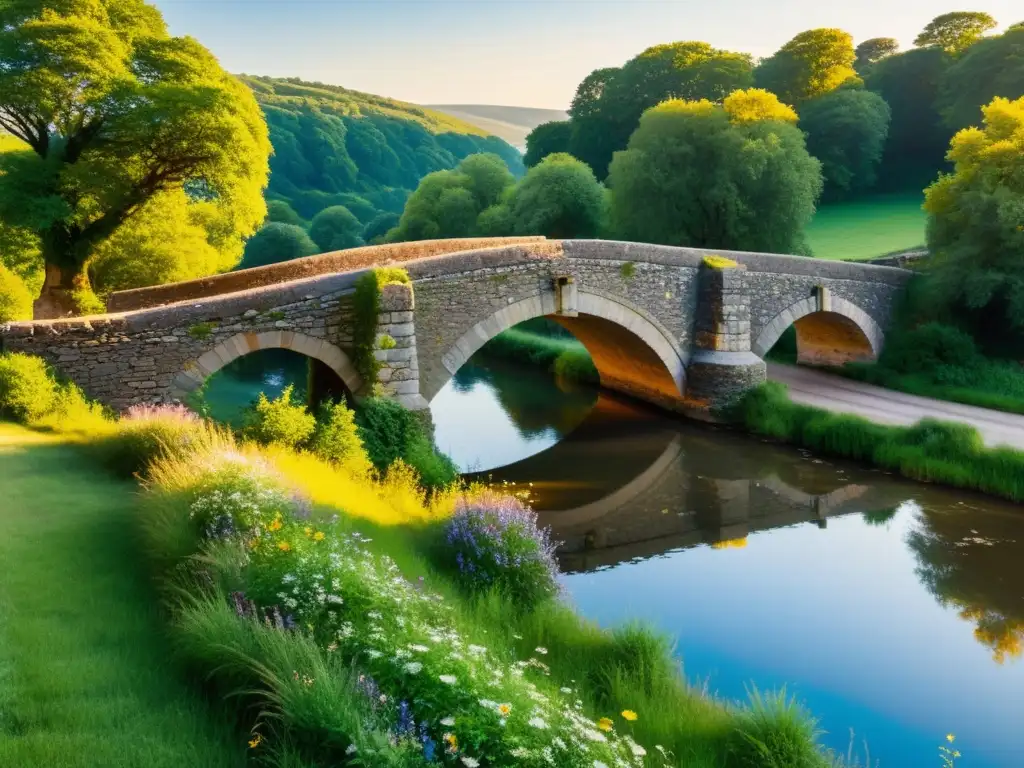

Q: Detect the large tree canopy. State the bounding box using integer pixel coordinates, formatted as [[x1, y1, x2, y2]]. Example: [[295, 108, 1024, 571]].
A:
[[308, 205, 364, 252], [238, 222, 318, 270], [0, 0, 273, 316], [799, 89, 892, 199], [925, 96, 1024, 338], [854, 38, 900, 73], [567, 42, 754, 178], [523, 121, 572, 168], [754, 28, 861, 105], [505, 153, 606, 239], [865, 47, 953, 190], [939, 26, 1024, 132], [386, 153, 515, 242], [914, 11, 998, 55], [607, 91, 822, 254]]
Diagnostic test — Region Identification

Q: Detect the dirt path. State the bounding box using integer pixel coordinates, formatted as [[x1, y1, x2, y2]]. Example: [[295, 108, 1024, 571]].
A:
[[768, 363, 1024, 450]]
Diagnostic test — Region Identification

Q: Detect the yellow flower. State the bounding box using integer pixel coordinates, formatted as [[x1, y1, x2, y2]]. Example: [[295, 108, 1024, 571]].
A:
[[248, 733, 262, 749], [597, 717, 614, 731], [277, 541, 291, 552], [304, 526, 313, 537], [621, 709, 638, 721], [497, 703, 512, 716], [313, 531, 325, 542], [947, 733, 956, 743], [268, 518, 283, 532]]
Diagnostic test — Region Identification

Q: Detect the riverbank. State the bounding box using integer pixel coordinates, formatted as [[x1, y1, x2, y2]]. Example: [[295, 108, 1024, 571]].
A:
[[0, 351, 873, 768], [0, 425, 245, 767]]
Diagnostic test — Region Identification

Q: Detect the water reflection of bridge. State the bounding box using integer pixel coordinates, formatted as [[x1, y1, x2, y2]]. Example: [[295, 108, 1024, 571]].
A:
[[482, 394, 910, 573]]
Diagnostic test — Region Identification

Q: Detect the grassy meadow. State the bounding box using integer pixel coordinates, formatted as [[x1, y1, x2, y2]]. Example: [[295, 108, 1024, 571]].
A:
[[0, 425, 245, 768], [806, 193, 926, 261]]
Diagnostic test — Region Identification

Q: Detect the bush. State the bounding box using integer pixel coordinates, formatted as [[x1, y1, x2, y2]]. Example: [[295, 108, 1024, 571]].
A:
[[878, 322, 979, 374], [102, 404, 207, 478], [355, 397, 458, 490], [242, 385, 316, 448], [728, 687, 825, 768], [309, 399, 372, 476], [0, 264, 32, 321], [0, 352, 59, 423], [33, 382, 111, 436], [443, 492, 561, 610]]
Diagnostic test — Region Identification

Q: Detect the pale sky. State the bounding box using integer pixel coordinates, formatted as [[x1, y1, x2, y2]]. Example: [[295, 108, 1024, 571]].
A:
[[150, 0, 1021, 109]]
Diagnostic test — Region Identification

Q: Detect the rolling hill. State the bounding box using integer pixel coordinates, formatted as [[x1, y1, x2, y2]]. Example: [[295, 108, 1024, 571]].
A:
[[241, 77, 526, 223], [425, 105, 569, 149]]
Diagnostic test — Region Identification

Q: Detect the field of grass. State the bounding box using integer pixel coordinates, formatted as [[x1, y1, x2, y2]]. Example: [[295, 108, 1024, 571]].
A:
[[0, 425, 245, 768], [806, 193, 927, 261]]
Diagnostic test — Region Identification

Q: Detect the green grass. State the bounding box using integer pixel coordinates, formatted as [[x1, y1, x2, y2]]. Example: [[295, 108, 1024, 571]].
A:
[[806, 193, 926, 261], [479, 327, 599, 385], [0, 424, 246, 768], [732, 381, 1024, 503]]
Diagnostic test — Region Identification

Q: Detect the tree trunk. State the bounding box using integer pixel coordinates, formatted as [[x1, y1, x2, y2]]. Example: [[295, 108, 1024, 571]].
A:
[[33, 262, 93, 320]]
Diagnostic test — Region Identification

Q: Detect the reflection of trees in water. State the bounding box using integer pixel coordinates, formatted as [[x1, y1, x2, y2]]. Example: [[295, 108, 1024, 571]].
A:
[[908, 509, 1024, 663], [863, 507, 899, 526], [455, 360, 596, 439]]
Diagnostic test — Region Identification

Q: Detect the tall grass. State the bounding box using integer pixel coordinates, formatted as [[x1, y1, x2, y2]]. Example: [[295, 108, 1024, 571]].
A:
[[732, 381, 1024, 502]]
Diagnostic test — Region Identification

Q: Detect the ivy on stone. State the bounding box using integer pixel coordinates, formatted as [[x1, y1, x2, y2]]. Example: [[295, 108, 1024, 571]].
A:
[[351, 267, 411, 386]]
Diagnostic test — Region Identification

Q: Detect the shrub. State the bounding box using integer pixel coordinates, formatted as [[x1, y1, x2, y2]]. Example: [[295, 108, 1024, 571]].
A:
[[0, 264, 32, 322], [879, 322, 979, 374], [242, 385, 316, 448], [309, 399, 372, 476], [354, 397, 458, 489], [0, 352, 59, 423], [728, 687, 825, 768], [33, 382, 111, 436], [102, 404, 206, 478], [443, 492, 560, 610]]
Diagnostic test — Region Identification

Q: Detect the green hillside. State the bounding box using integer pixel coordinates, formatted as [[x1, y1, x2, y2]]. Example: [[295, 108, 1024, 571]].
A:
[[242, 76, 526, 222]]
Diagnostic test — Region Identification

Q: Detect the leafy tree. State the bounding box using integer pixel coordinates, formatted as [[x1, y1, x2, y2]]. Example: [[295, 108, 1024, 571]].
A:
[[754, 28, 861, 105], [568, 42, 754, 178], [266, 200, 305, 227], [924, 96, 1024, 337], [915, 11, 997, 54], [866, 48, 953, 189], [387, 154, 514, 242], [607, 91, 822, 254], [88, 190, 246, 293], [0, 0, 272, 317], [238, 223, 318, 270], [362, 212, 400, 244], [475, 203, 515, 237], [0, 263, 32, 322], [939, 26, 1024, 132], [524, 121, 572, 167], [505, 154, 606, 238], [855, 38, 900, 73], [799, 89, 891, 199], [308, 205, 364, 252], [722, 88, 798, 123]]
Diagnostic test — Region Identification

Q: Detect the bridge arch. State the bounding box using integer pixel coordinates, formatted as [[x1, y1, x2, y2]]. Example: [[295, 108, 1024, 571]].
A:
[[169, 331, 363, 403], [752, 294, 883, 366], [434, 290, 687, 409]]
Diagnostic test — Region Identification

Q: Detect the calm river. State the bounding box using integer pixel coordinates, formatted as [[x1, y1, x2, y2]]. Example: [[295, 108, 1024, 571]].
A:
[[431, 359, 1024, 768]]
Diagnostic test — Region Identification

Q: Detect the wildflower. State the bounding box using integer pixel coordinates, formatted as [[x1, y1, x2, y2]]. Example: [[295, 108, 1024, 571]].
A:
[[947, 734, 956, 743], [528, 716, 548, 729], [497, 703, 512, 716], [403, 662, 423, 674], [248, 733, 262, 748], [444, 732, 458, 753], [345, 744, 357, 755], [441, 716, 455, 726], [439, 674, 457, 685], [277, 541, 291, 552], [535, 646, 548, 655], [313, 531, 325, 542], [268, 518, 283, 532], [597, 717, 614, 731], [461, 758, 480, 767], [621, 709, 638, 721]]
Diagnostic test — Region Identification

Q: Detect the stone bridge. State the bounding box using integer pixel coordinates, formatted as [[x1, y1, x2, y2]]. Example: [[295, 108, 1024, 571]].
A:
[[0, 237, 911, 413]]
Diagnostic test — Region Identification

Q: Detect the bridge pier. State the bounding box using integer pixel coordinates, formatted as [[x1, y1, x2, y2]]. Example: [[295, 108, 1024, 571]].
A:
[[684, 261, 766, 413]]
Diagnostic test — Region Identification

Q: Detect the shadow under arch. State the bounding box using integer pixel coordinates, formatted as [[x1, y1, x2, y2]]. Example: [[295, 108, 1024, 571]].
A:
[[169, 331, 363, 402], [752, 294, 884, 366], [434, 290, 687, 409]]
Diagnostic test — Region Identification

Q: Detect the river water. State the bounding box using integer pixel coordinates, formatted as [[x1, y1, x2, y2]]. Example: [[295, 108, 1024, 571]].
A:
[[431, 359, 1024, 768]]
